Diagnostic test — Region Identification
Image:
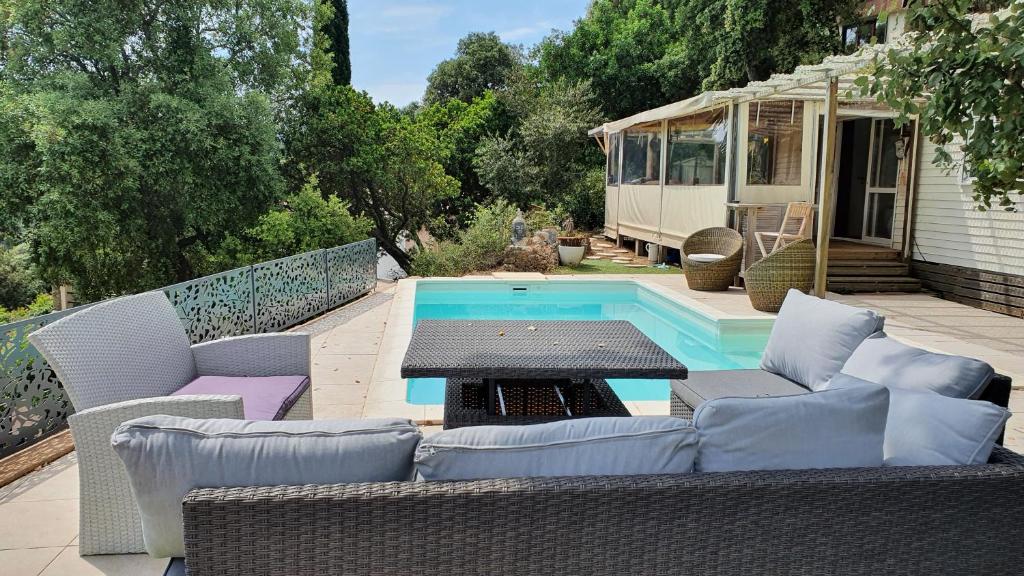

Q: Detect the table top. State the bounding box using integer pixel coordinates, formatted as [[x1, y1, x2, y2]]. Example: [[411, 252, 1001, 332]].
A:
[[400, 320, 688, 380]]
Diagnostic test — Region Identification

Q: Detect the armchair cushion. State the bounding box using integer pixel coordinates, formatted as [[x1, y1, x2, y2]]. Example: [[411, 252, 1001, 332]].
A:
[[171, 375, 309, 420], [112, 416, 421, 557], [760, 289, 885, 391]]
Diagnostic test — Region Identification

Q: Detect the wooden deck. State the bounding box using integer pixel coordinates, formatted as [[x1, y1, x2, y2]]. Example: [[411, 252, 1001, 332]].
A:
[[826, 240, 920, 293]]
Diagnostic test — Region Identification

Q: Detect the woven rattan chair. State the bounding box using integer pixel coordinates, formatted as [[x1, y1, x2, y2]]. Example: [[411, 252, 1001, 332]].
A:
[[682, 227, 744, 291], [28, 291, 312, 555], [743, 238, 816, 312]]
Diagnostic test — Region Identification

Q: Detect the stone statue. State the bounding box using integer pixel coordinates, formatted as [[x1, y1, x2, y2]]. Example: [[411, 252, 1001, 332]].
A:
[[561, 216, 575, 234], [511, 209, 527, 246]]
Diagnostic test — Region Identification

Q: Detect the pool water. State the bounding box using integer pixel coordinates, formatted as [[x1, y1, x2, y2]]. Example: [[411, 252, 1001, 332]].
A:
[[407, 280, 773, 404]]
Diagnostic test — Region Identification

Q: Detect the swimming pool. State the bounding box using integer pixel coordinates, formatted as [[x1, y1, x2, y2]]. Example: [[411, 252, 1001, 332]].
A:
[[407, 279, 773, 404]]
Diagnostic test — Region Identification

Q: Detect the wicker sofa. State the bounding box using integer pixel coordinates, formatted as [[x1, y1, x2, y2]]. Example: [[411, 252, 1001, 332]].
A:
[[181, 446, 1024, 576]]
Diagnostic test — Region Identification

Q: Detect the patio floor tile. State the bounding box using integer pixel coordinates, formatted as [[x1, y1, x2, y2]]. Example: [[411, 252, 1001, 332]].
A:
[[0, 547, 64, 576], [0, 454, 77, 504], [38, 548, 167, 576], [0, 500, 78, 550]]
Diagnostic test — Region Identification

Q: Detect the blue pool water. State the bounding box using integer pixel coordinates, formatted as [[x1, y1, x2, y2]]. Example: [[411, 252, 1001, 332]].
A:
[[407, 280, 774, 404]]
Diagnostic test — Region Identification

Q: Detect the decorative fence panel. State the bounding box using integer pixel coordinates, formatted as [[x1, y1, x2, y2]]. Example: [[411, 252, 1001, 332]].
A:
[[164, 266, 256, 344], [253, 250, 329, 334], [326, 239, 378, 309], [0, 238, 376, 458]]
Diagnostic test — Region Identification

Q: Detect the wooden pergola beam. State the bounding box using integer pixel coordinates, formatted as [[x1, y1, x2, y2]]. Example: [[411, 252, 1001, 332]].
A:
[[814, 78, 840, 297]]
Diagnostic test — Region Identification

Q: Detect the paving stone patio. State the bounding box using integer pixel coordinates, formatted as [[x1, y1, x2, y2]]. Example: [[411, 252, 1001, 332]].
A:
[[2, 275, 1023, 574]]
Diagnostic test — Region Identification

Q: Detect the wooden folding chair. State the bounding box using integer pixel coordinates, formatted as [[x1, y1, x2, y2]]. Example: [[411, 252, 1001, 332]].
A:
[[755, 201, 814, 257]]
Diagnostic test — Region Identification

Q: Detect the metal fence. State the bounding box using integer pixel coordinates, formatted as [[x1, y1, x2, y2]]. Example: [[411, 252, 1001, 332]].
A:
[[0, 238, 377, 458]]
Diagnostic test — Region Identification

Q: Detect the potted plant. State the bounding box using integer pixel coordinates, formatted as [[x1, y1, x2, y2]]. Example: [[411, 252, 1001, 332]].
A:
[[557, 232, 587, 266]]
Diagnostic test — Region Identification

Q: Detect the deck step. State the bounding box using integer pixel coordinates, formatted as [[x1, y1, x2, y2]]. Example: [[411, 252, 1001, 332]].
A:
[[827, 248, 900, 261], [827, 261, 910, 276], [828, 276, 921, 294]]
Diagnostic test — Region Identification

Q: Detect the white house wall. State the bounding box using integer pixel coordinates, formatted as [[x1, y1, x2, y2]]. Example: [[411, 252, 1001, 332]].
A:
[[911, 140, 1024, 274]]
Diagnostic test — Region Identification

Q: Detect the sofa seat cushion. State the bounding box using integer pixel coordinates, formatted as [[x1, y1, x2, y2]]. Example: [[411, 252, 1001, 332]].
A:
[[828, 373, 1009, 466], [112, 416, 421, 557], [172, 375, 309, 420], [760, 289, 884, 391], [840, 332, 994, 399], [693, 384, 889, 472], [415, 417, 698, 481], [671, 370, 807, 410]]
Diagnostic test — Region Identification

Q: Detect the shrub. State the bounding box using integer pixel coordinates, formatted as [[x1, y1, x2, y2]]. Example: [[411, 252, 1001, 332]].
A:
[[0, 293, 55, 324], [0, 244, 48, 310], [411, 200, 517, 276]]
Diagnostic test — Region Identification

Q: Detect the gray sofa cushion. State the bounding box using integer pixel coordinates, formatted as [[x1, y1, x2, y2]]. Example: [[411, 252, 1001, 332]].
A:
[[760, 289, 884, 391], [112, 416, 421, 558], [828, 373, 1009, 466], [415, 417, 697, 481], [693, 384, 889, 472], [840, 332, 994, 399], [671, 370, 808, 409]]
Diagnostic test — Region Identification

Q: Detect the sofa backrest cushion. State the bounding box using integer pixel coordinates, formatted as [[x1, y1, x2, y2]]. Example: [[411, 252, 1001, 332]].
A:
[[415, 417, 697, 481], [693, 384, 889, 472], [840, 332, 994, 399], [760, 289, 885, 391], [112, 416, 421, 558], [828, 373, 1009, 466]]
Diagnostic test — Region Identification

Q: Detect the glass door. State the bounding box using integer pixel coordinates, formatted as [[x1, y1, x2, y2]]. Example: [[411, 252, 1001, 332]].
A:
[[862, 118, 899, 244]]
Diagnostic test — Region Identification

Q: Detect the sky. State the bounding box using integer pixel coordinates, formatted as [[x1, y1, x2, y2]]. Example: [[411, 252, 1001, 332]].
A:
[[348, 0, 592, 107]]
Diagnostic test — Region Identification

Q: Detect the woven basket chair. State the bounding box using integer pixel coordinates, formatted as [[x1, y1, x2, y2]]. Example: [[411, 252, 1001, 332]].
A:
[[28, 291, 312, 555], [682, 227, 744, 291], [744, 238, 816, 312]]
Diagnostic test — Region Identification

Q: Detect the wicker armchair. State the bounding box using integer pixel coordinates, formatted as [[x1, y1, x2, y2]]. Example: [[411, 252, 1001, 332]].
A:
[[28, 291, 312, 555], [744, 238, 816, 312], [682, 227, 744, 291]]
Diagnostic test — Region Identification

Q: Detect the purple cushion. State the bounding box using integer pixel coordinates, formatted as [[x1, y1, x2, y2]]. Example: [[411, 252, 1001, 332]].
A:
[[172, 375, 309, 420]]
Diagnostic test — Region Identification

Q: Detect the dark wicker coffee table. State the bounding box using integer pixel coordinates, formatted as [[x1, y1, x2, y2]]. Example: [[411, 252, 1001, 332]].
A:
[[401, 320, 689, 428]]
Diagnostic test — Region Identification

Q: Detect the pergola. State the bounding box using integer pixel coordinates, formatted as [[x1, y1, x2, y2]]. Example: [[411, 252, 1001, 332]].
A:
[[588, 42, 909, 297]]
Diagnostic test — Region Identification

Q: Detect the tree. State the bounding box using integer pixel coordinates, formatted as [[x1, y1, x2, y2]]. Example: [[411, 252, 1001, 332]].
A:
[[861, 0, 1022, 210], [0, 0, 305, 300], [538, 0, 857, 119], [473, 79, 605, 226], [283, 85, 458, 272], [424, 32, 523, 105], [322, 0, 352, 85]]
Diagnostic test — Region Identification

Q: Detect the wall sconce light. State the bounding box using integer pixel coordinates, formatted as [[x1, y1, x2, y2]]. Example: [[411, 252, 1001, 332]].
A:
[[894, 136, 910, 160]]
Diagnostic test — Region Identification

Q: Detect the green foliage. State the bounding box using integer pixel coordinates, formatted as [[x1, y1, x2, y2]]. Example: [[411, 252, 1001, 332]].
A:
[[0, 293, 55, 324], [322, 0, 352, 85], [410, 200, 517, 276], [538, 0, 858, 119], [208, 176, 372, 270], [0, 244, 47, 310], [283, 83, 459, 272], [473, 79, 605, 225], [0, 0, 305, 300], [416, 91, 511, 225], [862, 1, 1023, 210], [424, 33, 523, 105]]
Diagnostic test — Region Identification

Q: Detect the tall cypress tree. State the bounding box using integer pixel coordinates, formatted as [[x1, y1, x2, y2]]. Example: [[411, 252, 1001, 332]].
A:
[[323, 0, 351, 85]]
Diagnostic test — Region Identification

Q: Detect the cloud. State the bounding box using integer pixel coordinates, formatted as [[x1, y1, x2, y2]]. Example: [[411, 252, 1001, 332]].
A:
[[362, 3, 454, 34], [498, 21, 554, 42]]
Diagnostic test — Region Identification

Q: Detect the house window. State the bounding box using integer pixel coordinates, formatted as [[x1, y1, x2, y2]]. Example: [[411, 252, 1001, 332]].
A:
[[607, 132, 621, 186], [622, 122, 662, 185], [667, 109, 727, 186], [842, 19, 886, 52], [747, 101, 804, 186]]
